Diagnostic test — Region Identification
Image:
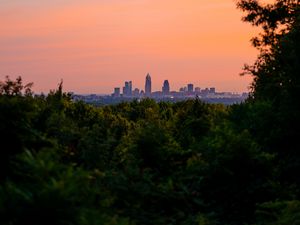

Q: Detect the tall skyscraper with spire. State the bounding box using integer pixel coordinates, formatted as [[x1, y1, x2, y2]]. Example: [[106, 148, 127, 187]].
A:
[[162, 80, 170, 95], [145, 73, 152, 96]]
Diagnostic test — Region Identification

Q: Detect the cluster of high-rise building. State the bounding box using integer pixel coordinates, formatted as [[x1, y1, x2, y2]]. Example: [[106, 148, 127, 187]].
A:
[[112, 73, 220, 98], [73, 73, 248, 105], [178, 85, 216, 95]]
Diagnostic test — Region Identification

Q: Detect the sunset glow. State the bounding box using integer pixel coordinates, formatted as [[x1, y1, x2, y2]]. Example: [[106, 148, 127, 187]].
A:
[[0, 0, 263, 93]]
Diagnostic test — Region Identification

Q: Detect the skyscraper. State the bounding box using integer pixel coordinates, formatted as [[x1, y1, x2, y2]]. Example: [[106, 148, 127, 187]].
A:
[[145, 73, 151, 96], [162, 80, 170, 95], [128, 81, 132, 95], [123, 81, 132, 96], [133, 88, 140, 97], [187, 83, 194, 93], [113, 87, 120, 97], [195, 87, 201, 93]]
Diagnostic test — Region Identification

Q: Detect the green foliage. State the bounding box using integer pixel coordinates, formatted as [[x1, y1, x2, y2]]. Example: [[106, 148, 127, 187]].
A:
[[256, 200, 300, 225], [237, 0, 300, 198], [197, 125, 275, 224], [173, 99, 212, 148], [0, 82, 47, 181], [0, 149, 131, 225], [0, 78, 297, 224]]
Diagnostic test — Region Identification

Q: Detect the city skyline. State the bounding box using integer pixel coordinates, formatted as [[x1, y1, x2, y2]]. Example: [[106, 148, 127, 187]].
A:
[[77, 73, 247, 105], [112, 73, 247, 98], [0, 0, 263, 94]]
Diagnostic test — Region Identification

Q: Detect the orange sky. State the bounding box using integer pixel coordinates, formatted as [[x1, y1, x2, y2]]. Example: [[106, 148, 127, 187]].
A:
[[0, 0, 269, 94]]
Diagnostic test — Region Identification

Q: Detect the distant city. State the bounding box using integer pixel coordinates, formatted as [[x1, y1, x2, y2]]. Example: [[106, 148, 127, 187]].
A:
[[73, 73, 249, 105]]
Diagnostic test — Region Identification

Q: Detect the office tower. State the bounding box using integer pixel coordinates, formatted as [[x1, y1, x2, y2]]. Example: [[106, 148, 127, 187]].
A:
[[123, 81, 132, 96], [187, 83, 194, 93], [113, 87, 120, 97], [129, 81, 132, 95], [195, 87, 201, 93], [201, 88, 209, 95], [145, 73, 152, 96], [122, 86, 126, 96], [209, 87, 216, 94], [124, 81, 129, 96], [133, 88, 140, 97], [162, 80, 170, 95]]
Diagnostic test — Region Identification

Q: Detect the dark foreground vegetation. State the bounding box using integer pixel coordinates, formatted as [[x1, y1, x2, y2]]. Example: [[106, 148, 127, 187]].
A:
[[0, 1, 299, 224]]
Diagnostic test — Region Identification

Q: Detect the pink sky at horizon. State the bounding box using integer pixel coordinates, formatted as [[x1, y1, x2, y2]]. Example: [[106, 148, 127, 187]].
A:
[[0, 0, 271, 94]]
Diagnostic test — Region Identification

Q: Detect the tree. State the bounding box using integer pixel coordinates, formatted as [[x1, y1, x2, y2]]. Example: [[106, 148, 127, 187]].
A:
[[0, 150, 132, 225], [236, 0, 300, 220], [237, 0, 299, 49], [237, 0, 300, 100], [0, 76, 33, 96], [0, 77, 40, 181]]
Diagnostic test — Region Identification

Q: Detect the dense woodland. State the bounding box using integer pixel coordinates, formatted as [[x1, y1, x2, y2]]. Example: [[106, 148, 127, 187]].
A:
[[0, 1, 299, 224]]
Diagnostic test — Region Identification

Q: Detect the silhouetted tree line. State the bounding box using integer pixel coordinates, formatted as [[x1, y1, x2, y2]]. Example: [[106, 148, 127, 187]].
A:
[[0, 1, 299, 224]]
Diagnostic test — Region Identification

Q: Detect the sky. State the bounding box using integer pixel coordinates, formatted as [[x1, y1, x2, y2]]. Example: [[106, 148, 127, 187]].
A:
[[0, 0, 269, 94]]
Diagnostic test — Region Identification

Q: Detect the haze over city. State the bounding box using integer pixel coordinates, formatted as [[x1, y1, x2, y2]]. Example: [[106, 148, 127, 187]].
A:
[[0, 0, 274, 94]]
